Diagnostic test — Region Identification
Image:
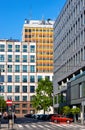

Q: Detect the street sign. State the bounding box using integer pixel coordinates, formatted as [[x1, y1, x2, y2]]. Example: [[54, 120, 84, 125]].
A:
[[6, 100, 12, 106]]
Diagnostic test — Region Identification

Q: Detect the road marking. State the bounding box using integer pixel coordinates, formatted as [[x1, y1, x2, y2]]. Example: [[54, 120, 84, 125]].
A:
[[31, 124, 37, 128], [18, 124, 23, 128], [25, 124, 31, 128], [44, 124, 50, 127], [38, 124, 44, 128]]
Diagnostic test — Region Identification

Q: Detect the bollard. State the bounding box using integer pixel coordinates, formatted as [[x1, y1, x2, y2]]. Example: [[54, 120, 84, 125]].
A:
[[8, 119, 13, 129]]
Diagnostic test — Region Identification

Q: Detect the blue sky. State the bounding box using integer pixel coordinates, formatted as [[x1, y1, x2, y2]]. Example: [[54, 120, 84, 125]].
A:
[[0, 0, 66, 41]]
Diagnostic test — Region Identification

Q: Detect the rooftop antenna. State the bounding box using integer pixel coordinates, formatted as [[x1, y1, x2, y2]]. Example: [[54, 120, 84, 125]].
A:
[[42, 15, 45, 24]]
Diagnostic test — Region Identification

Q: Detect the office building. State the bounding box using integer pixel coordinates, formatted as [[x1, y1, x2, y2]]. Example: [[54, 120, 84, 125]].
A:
[[0, 19, 54, 117], [53, 0, 85, 118], [22, 19, 54, 73]]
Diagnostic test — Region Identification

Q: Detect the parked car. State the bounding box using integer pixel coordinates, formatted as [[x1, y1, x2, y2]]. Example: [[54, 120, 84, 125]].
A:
[[40, 114, 48, 120], [51, 114, 73, 123], [45, 114, 58, 121], [24, 114, 32, 118]]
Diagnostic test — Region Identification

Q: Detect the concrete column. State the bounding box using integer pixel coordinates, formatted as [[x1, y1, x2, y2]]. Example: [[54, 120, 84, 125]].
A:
[[81, 101, 84, 125]]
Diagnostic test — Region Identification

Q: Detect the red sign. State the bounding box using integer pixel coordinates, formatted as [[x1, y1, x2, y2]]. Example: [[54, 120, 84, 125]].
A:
[[6, 100, 12, 106]]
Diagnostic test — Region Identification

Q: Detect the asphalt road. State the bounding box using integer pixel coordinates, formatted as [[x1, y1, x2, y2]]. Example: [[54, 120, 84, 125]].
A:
[[15, 117, 85, 130]]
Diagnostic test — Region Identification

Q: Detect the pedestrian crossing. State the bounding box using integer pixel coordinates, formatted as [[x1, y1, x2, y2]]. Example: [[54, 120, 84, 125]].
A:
[[17, 122, 85, 130]]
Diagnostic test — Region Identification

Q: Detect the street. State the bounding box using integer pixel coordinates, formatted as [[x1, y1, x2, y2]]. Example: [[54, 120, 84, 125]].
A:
[[14, 117, 85, 130]]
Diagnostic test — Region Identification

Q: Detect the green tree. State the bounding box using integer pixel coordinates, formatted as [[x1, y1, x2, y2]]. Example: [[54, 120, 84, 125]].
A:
[[63, 106, 71, 116], [0, 96, 6, 113], [70, 107, 80, 122], [32, 78, 53, 114]]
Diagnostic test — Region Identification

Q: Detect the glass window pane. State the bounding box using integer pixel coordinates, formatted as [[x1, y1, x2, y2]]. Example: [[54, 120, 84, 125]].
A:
[[8, 55, 12, 62], [0, 75, 4, 82], [15, 96, 20, 101], [8, 75, 12, 82], [0, 45, 5, 52], [38, 75, 42, 82], [15, 65, 20, 72], [0, 65, 4, 72], [15, 55, 20, 62], [8, 65, 12, 72], [30, 86, 35, 93], [15, 75, 20, 82], [23, 45, 27, 52], [30, 45, 35, 53], [23, 96, 27, 101], [0, 85, 4, 92], [15, 45, 20, 52], [30, 55, 35, 62], [22, 86, 27, 93], [22, 55, 27, 62], [30, 65, 35, 72], [22, 65, 27, 72], [0, 55, 4, 62], [7, 86, 12, 93], [8, 45, 12, 52], [15, 86, 20, 93], [30, 75, 35, 83], [22, 75, 27, 82]]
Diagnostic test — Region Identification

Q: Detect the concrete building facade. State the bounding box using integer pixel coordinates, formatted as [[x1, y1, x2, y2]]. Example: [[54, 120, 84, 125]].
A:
[[0, 19, 54, 117], [53, 0, 85, 120]]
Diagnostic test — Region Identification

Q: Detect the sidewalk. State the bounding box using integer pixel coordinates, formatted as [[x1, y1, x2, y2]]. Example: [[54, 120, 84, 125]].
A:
[[0, 123, 18, 130]]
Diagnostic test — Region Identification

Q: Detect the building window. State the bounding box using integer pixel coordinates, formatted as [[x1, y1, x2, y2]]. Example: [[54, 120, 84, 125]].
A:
[[15, 96, 20, 101], [7, 96, 12, 100], [15, 75, 20, 82], [0, 85, 4, 92], [8, 75, 12, 82], [0, 55, 4, 62], [15, 55, 20, 62], [22, 75, 27, 82], [80, 82, 85, 97], [8, 65, 12, 72], [0, 65, 4, 72], [22, 86, 27, 93], [0, 45, 5, 52], [15, 104, 20, 108], [23, 45, 27, 52], [7, 86, 12, 93], [30, 45, 35, 53], [22, 65, 27, 72], [22, 104, 27, 108], [22, 55, 27, 62], [15, 110, 20, 114], [22, 110, 27, 114], [30, 75, 35, 83], [0, 75, 4, 82], [30, 96, 34, 101], [30, 65, 35, 72], [8, 45, 12, 52], [22, 96, 27, 101], [30, 55, 35, 62], [15, 86, 20, 93], [15, 45, 20, 52], [45, 76, 50, 80], [30, 86, 35, 93], [8, 55, 12, 62], [15, 65, 20, 72], [38, 75, 42, 82]]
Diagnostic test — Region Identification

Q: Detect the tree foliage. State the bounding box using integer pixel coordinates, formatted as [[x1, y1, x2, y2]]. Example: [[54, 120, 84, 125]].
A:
[[63, 106, 71, 115], [70, 107, 80, 115], [32, 78, 53, 114], [0, 96, 6, 112]]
